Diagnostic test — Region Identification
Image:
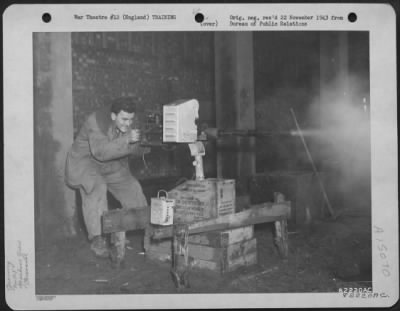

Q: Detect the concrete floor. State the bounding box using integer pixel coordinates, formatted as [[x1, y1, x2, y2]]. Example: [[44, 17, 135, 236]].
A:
[[35, 205, 371, 295]]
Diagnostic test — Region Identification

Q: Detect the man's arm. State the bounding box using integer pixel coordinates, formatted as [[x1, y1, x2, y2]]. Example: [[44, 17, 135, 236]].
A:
[[87, 117, 147, 162]]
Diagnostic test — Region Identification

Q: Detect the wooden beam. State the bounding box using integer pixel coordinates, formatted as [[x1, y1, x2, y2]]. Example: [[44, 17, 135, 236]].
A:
[[274, 219, 289, 258], [151, 202, 291, 240], [214, 32, 256, 181], [102, 207, 150, 234], [102, 202, 290, 236]]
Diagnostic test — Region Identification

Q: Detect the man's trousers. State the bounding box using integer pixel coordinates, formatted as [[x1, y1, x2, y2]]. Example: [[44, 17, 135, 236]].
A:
[[79, 168, 148, 240]]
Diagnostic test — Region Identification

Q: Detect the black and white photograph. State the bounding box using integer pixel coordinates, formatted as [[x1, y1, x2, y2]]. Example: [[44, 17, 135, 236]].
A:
[[32, 30, 372, 294], [4, 4, 398, 309]]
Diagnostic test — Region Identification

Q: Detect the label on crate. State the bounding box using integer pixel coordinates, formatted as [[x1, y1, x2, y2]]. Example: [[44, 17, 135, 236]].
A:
[[169, 179, 235, 222]]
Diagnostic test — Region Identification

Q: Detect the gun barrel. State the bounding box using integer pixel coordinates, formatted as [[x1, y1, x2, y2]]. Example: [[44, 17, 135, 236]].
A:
[[204, 128, 292, 138]]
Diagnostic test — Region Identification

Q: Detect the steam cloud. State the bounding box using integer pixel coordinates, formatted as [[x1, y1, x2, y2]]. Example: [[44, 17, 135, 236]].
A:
[[305, 74, 371, 208]]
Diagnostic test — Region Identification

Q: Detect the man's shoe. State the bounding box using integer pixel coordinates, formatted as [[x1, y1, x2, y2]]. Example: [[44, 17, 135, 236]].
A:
[[90, 236, 109, 258]]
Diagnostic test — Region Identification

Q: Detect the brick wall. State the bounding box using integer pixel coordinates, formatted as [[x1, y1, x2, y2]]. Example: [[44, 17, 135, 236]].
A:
[[71, 32, 214, 135], [71, 32, 215, 179]]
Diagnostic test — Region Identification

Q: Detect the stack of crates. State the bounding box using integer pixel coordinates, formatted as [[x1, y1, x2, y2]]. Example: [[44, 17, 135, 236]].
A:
[[146, 178, 258, 273]]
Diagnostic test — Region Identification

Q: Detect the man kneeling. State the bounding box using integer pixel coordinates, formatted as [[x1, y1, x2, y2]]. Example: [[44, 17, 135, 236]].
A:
[[65, 97, 150, 264]]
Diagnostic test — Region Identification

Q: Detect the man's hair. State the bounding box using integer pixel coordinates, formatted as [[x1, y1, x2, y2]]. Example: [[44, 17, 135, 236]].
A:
[[110, 97, 137, 114]]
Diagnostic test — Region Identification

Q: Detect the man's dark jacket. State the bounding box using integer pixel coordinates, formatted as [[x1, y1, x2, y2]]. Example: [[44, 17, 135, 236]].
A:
[[65, 106, 146, 193]]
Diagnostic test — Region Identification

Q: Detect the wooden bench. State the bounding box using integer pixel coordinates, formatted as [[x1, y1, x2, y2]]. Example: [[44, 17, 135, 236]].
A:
[[102, 201, 290, 289]]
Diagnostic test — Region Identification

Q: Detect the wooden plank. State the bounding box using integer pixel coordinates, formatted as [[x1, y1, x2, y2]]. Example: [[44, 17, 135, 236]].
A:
[[190, 258, 219, 271], [187, 244, 221, 261], [146, 240, 172, 253], [227, 238, 257, 262], [225, 250, 257, 272], [188, 225, 254, 247], [146, 251, 171, 262], [145, 237, 258, 274], [102, 202, 290, 236], [151, 202, 291, 240], [102, 207, 150, 234], [196, 252, 258, 274], [146, 236, 256, 258], [189, 239, 258, 273], [146, 226, 254, 258], [220, 238, 257, 273]]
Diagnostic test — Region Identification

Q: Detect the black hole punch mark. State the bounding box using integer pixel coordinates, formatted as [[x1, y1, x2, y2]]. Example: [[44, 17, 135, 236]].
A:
[[348, 12, 357, 23], [42, 13, 52, 23], [195, 13, 204, 23]]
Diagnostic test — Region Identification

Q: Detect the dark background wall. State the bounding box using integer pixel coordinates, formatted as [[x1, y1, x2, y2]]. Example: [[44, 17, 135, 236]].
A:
[[254, 31, 369, 215], [253, 31, 369, 179], [254, 31, 321, 172]]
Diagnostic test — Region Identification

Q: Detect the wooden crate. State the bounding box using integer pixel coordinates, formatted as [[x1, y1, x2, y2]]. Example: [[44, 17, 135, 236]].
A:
[[169, 178, 235, 223], [188, 225, 254, 247], [190, 238, 257, 273], [145, 226, 257, 272]]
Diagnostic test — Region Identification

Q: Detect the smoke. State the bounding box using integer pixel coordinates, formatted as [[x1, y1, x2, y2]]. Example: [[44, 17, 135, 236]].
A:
[[307, 73, 371, 206]]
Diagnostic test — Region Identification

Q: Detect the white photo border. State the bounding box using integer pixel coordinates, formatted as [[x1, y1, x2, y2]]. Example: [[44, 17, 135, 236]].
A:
[[3, 3, 398, 309]]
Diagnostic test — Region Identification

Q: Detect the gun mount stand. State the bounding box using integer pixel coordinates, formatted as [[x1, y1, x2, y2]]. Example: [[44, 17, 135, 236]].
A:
[[188, 141, 205, 180]]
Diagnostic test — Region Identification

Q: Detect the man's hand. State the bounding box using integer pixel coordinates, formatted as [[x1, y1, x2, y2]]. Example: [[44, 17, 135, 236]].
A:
[[129, 129, 141, 143]]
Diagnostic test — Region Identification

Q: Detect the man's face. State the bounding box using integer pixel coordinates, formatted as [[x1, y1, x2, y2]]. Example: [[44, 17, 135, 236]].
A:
[[111, 110, 135, 133]]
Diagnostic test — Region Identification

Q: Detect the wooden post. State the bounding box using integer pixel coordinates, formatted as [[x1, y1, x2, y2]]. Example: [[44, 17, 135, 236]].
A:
[[110, 231, 126, 269], [220, 244, 228, 274], [143, 224, 153, 253], [33, 33, 76, 241], [274, 219, 288, 258], [214, 32, 255, 193], [102, 206, 150, 234], [171, 223, 190, 289]]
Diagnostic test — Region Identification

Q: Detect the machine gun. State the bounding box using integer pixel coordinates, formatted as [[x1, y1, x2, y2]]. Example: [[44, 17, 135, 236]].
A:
[[140, 99, 206, 180], [138, 99, 295, 180]]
